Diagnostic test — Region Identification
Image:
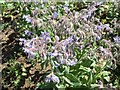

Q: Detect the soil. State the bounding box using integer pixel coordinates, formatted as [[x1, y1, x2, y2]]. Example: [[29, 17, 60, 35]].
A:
[[1, 27, 51, 89]]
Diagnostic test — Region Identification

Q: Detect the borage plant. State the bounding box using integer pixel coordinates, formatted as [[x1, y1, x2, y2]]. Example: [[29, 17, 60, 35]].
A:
[[18, 1, 119, 90]]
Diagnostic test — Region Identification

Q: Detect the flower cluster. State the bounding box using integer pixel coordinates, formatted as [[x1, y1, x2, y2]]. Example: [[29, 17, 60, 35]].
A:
[[19, 31, 51, 59], [24, 30, 32, 36], [80, 1, 103, 21], [45, 73, 60, 83], [114, 36, 120, 44], [23, 15, 40, 26], [49, 35, 77, 66]]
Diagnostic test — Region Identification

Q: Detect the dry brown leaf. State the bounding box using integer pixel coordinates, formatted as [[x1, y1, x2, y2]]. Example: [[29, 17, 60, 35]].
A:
[[23, 79, 30, 88], [29, 67, 36, 75], [35, 63, 41, 70], [23, 63, 32, 68]]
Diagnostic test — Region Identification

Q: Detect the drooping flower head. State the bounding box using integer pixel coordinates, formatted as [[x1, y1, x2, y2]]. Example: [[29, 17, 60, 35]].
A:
[[45, 73, 60, 83], [23, 15, 32, 23], [114, 36, 120, 44], [52, 12, 58, 19], [64, 5, 70, 14], [41, 31, 51, 43], [24, 30, 32, 36]]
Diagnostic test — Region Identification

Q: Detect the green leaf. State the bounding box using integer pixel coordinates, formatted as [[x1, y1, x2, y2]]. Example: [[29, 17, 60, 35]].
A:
[[0, 0, 5, 3], [56, 84, 66, 89], [22, 67, 26, 72], [104, 76, 110, 82], [36, 82, 45, 89], [22, 72, 27, 76], [90, 60, 96, 67], [88, 72, 93, 86], [64, 66, 70, 74], [91, 84, 98, 88], [62, 76, 73, 85], [80, 59, 93, 67], [65, 73, 80, 83], [79, 66, 91, 72], [102, 71, 110, 76], [96, 71, 110, 78]]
